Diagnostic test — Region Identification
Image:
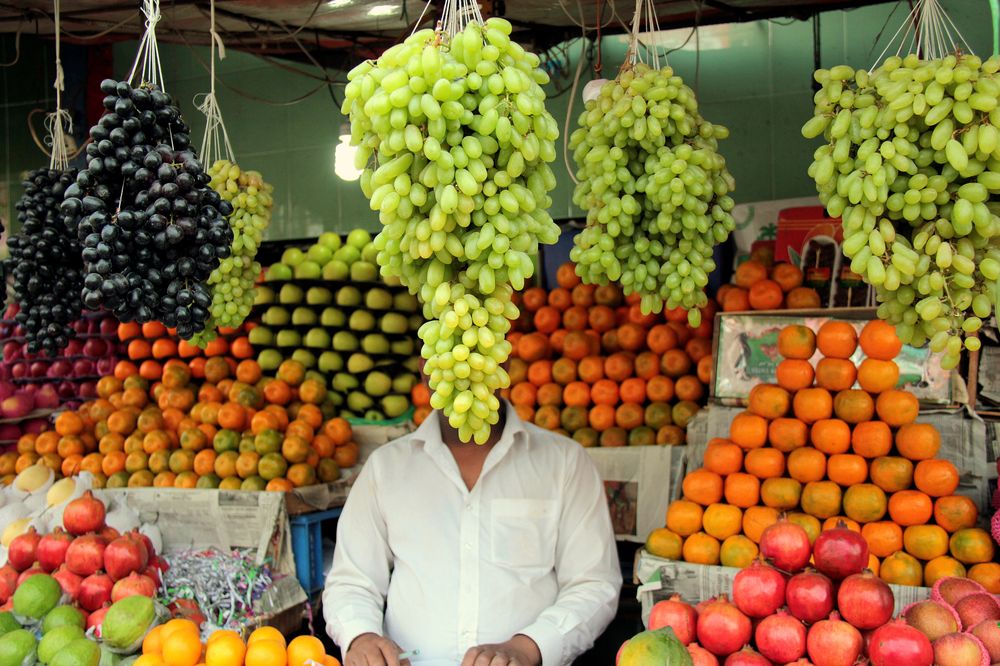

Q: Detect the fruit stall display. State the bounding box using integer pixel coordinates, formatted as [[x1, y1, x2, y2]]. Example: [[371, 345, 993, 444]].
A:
[[649, 320, 997, 589], [251, 232, 421, 422], [716, 259, 825, 313], [495, 262, 714, 446], [0, 356, 357, 491], [115, 320, 256, 381]]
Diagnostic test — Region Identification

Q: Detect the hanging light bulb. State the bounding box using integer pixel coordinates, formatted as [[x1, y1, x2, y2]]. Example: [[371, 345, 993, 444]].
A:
[[334, 122, 362, 181]]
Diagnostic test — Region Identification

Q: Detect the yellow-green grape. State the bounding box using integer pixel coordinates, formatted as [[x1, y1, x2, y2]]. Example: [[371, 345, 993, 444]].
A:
[[343, 18, 560, 443], [191, 160, 274, 346], [804, 52, 1000, 366], [568, 64, 735, 326]]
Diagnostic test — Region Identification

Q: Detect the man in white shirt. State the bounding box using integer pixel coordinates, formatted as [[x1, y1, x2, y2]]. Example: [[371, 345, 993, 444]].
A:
[[323, 400, 622, 666]]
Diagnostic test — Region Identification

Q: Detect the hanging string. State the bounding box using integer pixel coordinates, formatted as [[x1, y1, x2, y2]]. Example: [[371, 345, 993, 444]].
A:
[[623, 0, 664, 69], [196, 0, 235, 166], [127, 0, 165, 90], [47, 0, 72, 170], [870, 0, 973, 70], [439, 0, 484, 37]]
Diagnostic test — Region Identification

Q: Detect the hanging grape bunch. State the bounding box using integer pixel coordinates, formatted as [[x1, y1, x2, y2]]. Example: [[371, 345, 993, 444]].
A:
[[569, 63, 736, 325], [61, 79, 233, 339], [189, 160, 273, 346], [9, 168, 82, 353], [803, 53, 1000, 369], [343, 17, 561, 443]]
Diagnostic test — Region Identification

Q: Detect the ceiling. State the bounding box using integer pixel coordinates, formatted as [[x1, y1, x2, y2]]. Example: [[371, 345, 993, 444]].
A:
[[0, 0, 896, 67]]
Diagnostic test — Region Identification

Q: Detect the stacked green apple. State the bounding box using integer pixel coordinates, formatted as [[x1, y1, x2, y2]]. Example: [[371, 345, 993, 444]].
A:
[[343, 18, 561, 443]]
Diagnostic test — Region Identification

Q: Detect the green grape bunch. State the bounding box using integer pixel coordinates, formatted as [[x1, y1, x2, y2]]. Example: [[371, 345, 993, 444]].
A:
[[803, 53, 1000, 369], [569, 63, 736, 326], [190, 159, 274, 345], [342, 18, 561, 443]]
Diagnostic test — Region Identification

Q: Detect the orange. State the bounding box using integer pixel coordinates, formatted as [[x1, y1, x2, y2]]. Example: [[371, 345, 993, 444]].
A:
[[161, 629, 202, 666], [681, 469, 724, 506], [247, 627, 286, 648], [768, 418, 808, 452], [703, 440, 743, 476], [842, 483, 887, 523], [702, 504, 743, 541], [645, 529, 683, 560], [734, 259, 768, 288], [913, 459, 959, 497], [787, 513, 822, 544], [244, 641, 287, 666], [949, 528, 996, 564], [859, 320, 902, 360], [875, 390, 919, 427], [793, 388, 833, 423], [724, 473, 760, 508], [880, 551, 923, 587], [815, 358, 857, 392], [787, 447, 826, 483], [744, 448, 785, 479], [143, 625, 166, 655], [868, 456, 913, 492], [826, 453, 868, 486], [851, 421, 892, 458], [833, 389, 875, 424], [888, 490, 933, 526], [862, 521, 904, 558], [55, 412, 85, 437], [824, 516, 861, 533], [720, 535, 760, 568], [665, 500, 704, 537], [682, 532, 721, 565], [810, 418, 851, 454], [895, 423, 941, 461], [933, 495, 979, 533], [748, 279, 783, 310], [770, 263, 804, 292], [742, 506, 780, 543], [761, 477, 803, 510], [903, 524, 949, 560], [816, 321, 858, 359], [925, 556, 968, 587], [748, 384, 790, 419], [729, 412, 768, 450], [776, 359, 815, 392], [287, 636, 325, 666], [857, 359, 899, 394], [800, 481, 842, 519], [968, 563, 1000, 593], [721, 287, 750, 312], [777, 325, 816, 360]]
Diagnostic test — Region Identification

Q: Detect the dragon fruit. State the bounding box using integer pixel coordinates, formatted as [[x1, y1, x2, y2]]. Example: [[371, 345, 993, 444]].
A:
[[991, 507, 1000, 547]]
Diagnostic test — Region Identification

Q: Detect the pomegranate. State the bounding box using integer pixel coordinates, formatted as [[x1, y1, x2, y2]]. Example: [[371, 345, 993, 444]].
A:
[[932, 576, 987, 607], [130, 530, 156, 559], [17, 566, 45, 586], [759, 520, 812, 573], [756, 609, 806, 663], [98, 526, 120, 542], [0, 565, 17, 603], [954, 593, 1000, 630], [970, 619, 1000, 663], [732, 561, 786, 618], [722, 647, 771, 666], [812, 521, 868, 580], [77, 572, 113, 612], [868, 618, 933, 666], [687, 643, 719, 666], [786, 570, 834, 624], [110, 572, 156, 602], [902, 599, 960, 641], [696, 595, 752, 657], [932, 632, 990, 666], [648, 594, 698, 644], [837, 570, 893, 630], [7, 528, 41, 572], [142, 566, 161, 586], [806, 612, 863, 666], [104, 535, 148, 581], [167, 598, 206, 628], [37, 528, 74, 572], [65, 534, 107, 576], [62, 491, 106, 535], [786, 661, 814, 666], [52, 565, 83, 600], [87, 605, 110, 637]]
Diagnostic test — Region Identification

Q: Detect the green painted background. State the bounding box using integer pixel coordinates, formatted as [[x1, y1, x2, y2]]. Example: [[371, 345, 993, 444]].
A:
[[1, 0, 994, 238]]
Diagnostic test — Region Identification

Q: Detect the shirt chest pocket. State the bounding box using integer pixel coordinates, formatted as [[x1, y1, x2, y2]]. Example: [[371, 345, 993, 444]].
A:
[[490, 498, 559, 569]]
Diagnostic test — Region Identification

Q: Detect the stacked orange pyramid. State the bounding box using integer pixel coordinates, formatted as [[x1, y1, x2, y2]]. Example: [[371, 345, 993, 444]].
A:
[[647, 319, 998, 591]]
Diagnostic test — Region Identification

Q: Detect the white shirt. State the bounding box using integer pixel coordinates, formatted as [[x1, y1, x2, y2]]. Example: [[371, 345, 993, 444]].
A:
[[323, 404, 622, 666]]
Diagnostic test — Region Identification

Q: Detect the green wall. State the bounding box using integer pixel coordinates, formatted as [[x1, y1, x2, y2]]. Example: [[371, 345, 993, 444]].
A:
[[2, 1, 994, 239]]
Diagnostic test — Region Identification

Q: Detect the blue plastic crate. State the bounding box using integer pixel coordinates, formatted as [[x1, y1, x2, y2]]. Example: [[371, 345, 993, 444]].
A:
[[290, 507, 342, 593]]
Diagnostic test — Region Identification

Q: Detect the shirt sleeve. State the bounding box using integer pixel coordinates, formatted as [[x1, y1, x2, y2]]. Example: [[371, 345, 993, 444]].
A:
[[322, 457, 392, 652], [517, 445, 623, 665]]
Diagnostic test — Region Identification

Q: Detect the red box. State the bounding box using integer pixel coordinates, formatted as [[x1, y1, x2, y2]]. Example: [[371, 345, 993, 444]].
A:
[[774, 206, 842, 265]]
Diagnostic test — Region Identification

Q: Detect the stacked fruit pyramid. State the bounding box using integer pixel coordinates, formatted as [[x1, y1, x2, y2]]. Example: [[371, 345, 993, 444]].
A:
[[116, 321, 255, 384], [652, 319, 997, 589], [137, 623, 341, 666], [499, 263, 714, 447], [716, 258, 824, 312], [2, 357, 357, 491]]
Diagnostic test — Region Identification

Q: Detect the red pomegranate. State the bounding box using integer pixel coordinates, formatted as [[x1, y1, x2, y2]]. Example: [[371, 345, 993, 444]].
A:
[[0, 565, 17, 603], [696, 595, 752, 657], [759, 519, 812, 573], [732, 560, 786, 618], [37, 528, 74, 572], [52, 565, 83, 600], [723, 647, 771, 666], [104, 535, 148, 581], [868, 618, 933, 666], [110, 572, 156, 602], [806, 612, 863, 666], [62, 491, 106, 536], [786, 570, 834, 624], [648, 594, 698, 644], [786, 661, 814, 665], [87, 605, 110, 637], [65, 534, 107, 577], [756, 609, 806, 664], [813, 521, 868, 580], [98, 526, 120, 542], [687, 643, 719, 666], [7, 528, 41, 572], [837, 570, 893, 630], [130, 530, 156, 560], [17, 566, 45, 586], [77, 572, 113, 612]]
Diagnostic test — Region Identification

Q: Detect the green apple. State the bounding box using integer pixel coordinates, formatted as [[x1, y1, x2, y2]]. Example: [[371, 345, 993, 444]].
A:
[[266, 263, 293, 281], [333, 245, 361, 265], [347, 229, 372, 248], [318, 351, 344, 373], [361, 242, 379, 263], [258, 349, 283, 371], [382, 395, 409, 418], [292, 307, 318, 326], [321, 307, 346, 327], [390, 339, 414, 355], [333, 331, 359, 351], [380, 313, 408, 334], [332, 372, 359, 392], [262, 306, 289, 326], [364, 409, 385, 422], [349, 311, 376, 331], [248, 326, 274, 346], [304, 328, 331, 348], [336, 286, 362, 307], [364, 371, 392, 396], [294, 261, 322, 279], [306, 244, 333, 266], [403, 357, 420, 372], [276, 330, 302, 348], [392, 374, 418, 394], [347, 391, 374, 411], [350, 261, 378, 282], [346, 353, 374, 374], [291, 349, 316, 368], [319, 232, 343, 251], [392, 292, 419, 312], [328, 392, 344, 407], [282, 247, 306, 266], [340, 409, 357, 420], [254, 286, 275, 305], [365, 288, 393, 310], [305, 370, 325, 384], [362, 334, 390, 354], [322, 260, 350, 281], [306, 287, 333, 305], [279, 284, 304, 304]]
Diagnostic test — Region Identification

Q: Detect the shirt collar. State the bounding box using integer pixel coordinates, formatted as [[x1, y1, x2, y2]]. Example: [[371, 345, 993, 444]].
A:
[[410, 400, 529, 453]]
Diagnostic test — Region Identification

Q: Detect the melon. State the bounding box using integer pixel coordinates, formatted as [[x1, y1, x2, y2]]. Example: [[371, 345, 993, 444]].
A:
[[0, 614, 19, 638], [100, 597, 154, 651], [12, 574, 61, 622], [41, 607, 84, 635], [0, 628, 37, 666], [619, 627, 693, 666], [49, 639, 99, 666], [38, 625, 85, 664]]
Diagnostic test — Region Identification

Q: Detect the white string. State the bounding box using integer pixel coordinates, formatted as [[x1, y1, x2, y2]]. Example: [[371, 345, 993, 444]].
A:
[[409, 0, 435, 35], [439, 0, 484, 37], [196, 0, 235, 166], [46, 0, 72, 171], [127, 0, 165, 90], [624, 0, 664, 69], [870, 0, 973, 70]]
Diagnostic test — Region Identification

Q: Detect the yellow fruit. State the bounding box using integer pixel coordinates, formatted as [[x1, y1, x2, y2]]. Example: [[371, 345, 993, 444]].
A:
[[245, 641, 287, 666], [1, 518, 30, 547], [46, 477, 76, 506], [205, 634, 246, 666], [14, 463, 52, 492], [247, 627, 285, 648], [287, 636, 325, 666]]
